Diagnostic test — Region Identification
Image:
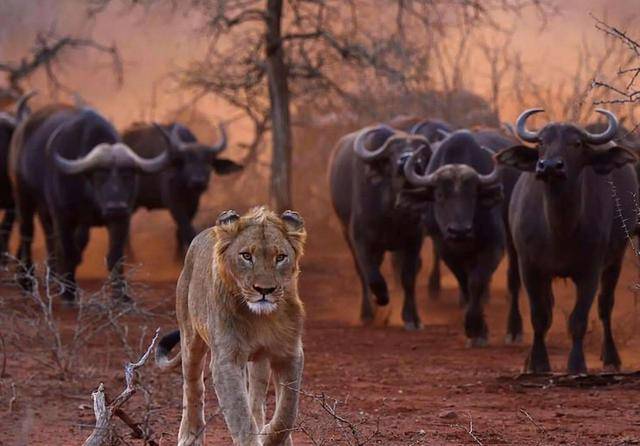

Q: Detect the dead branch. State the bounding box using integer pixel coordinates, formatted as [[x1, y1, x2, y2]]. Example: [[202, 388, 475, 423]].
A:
[[0, 333, 6, 378], [7, 382, 17, 413], [590, 14, 640, 105], [499, 370, 640, 389], [454, 413, 483, 446], [0, 31, 122, 96], [82, 328, 160, 446]]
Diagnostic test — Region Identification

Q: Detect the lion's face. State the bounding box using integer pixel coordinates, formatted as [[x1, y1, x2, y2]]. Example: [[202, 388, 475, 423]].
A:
[[214, 207, 306, 315]]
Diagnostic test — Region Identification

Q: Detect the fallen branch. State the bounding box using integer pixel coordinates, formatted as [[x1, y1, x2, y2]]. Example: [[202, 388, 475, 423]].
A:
[[454, 412, 483, 446], [7, 382, 17, 413], [499, 371, 640, 389], [82, 328, 159, 446]]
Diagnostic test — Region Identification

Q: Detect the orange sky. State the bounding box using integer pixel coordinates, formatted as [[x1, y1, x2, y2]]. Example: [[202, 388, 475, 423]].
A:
[[0, 0, 638, 129]]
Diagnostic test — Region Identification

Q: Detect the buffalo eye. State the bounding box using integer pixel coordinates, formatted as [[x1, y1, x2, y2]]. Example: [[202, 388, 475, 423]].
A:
[[276, 253, 287, 264], [240, 252, 253, 262]]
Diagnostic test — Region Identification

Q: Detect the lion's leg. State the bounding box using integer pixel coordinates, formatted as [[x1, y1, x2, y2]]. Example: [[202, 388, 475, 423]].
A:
[[177, 331, 208, 446], [212, 352, 261, 446], [263, 349, 304, 446], [248, 358, 271, 430]]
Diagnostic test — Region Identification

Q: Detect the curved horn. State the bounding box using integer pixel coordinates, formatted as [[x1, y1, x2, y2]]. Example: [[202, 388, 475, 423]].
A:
[[49, 113, 99, 174], [515, 108, 544, 143], [154, 123, 184, 153], [477, 165, 502, 186], [582, 109, 619, 145], [353, 125, 395, 161], [53, 143, 113, 175], [15, 90, 37, 122], [122, 143, 170, 173], [208, 123, 228, 154], [403, 148, 437, 187], [0, 112, 17, 128]]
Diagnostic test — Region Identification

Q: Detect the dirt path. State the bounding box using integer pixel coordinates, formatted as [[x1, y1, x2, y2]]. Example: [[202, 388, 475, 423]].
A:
[[2, 239, 640, 445]]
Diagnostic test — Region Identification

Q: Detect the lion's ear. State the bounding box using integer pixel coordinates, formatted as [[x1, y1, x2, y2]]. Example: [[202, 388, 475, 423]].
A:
[[214, 209, 240, 255], [281, 210, 304, 231], [216, 209, 240, 226], [281, 210, 306, 257]]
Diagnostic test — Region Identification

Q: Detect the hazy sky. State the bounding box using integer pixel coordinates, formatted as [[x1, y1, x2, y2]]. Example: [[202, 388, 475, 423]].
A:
[[0, 0, 638, 127]]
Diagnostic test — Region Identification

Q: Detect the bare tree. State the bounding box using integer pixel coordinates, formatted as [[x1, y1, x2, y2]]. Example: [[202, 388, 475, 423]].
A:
[[88, 0, 555, 210], [0, 30, 122, 105]]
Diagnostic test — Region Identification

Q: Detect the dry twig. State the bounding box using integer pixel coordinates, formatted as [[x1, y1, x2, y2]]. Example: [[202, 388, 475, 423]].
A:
[[82, 328, 160, 446]]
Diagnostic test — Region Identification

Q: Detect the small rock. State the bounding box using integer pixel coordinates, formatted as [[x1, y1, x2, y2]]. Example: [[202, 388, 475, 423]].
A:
[[438, 410, 458, 419]]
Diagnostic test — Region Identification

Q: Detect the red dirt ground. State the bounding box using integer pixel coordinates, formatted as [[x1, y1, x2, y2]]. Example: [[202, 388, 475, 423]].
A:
[[2, 217, 640, 445]]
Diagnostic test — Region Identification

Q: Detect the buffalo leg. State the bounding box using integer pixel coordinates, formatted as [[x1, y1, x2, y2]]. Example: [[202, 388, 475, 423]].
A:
[[567, 273, 599, 374], [0, 207, 15, 265], [169, 207, 196, 260], [37, 211, 57, 272], [16, 197, 36, 291], [521, 265, 553, 373], [351, 231, 388, 307], [343, 229, 375, 323], [505, 238, 523, 344], [106, 219, 131, 301], [55, 221, 82, 302], [427, 238, 441, 299], [598, 261, 623, 371], [441, 249, 469, 307], [399, 241, 423, 331], [465, 270, 491, 347]]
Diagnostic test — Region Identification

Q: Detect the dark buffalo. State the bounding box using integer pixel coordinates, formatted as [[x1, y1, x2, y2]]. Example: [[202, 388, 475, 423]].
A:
[[387, 115, 455, 297], [122, 122, 242, 255], [402, 129, 523, 345], [10, 105, 169, 301], [495, 109, 638, 373], [0, 92, 37, 261], [329, 124, 432, 329]]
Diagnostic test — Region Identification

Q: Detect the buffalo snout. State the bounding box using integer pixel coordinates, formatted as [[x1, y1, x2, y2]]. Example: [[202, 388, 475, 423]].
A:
[[102, 201, 130, 219], [446, 223, 474, 241], [535, 158, 566, 180]]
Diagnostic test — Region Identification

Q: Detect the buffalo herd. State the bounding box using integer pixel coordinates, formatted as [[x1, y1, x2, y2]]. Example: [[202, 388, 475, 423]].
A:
[[329, 109, 638, 373], [1, 91, 637, 373], [0, 92, 242, 301]]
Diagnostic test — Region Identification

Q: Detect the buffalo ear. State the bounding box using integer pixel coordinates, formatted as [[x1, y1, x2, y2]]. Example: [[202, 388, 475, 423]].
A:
[[212, 158, 243, 174], [479, 184, 503, 207], [587, 146, 638, 175], [494, 145, 539, 172]]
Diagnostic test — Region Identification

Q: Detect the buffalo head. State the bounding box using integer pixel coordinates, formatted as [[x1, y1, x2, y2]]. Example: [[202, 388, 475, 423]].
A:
[[354, 124, 432, 199], [496, 108, 637, 182], [50, 111, 169, 220], [403, 131, 502, 241], [157, 123, 242, 192]]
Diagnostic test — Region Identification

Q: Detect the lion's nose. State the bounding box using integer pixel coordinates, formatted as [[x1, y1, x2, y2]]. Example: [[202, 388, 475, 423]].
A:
[[253, 285, 276, 296]]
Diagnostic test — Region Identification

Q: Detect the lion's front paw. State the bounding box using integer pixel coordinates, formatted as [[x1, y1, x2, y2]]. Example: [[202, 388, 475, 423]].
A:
[[261, 423, 293, 446]]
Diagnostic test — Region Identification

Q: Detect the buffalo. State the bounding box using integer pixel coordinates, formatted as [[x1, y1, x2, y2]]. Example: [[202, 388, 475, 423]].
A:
[[329, 124, 432, 329], [387, 115, 454, 296], [0, 92, 36, 261], [402, 129, 523, 345], [495, 109, 638, 373], [122, 122, 242, 256], [10, 105, 169, 301]]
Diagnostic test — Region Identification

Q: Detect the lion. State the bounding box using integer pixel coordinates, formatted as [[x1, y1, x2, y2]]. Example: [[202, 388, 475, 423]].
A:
[[155, 206, 307, 446]]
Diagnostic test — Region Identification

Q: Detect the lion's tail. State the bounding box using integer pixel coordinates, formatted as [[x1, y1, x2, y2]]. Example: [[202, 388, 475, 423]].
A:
[[155, 329, 182, 370]]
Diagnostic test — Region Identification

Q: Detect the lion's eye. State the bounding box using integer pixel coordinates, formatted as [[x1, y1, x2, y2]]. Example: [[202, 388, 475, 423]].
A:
[[276, 254, 287, 263], [240, 252, 253, 262]]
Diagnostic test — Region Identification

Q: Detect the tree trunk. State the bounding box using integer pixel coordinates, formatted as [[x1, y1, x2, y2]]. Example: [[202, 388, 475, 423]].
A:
[[265, 0, 293, 212]]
